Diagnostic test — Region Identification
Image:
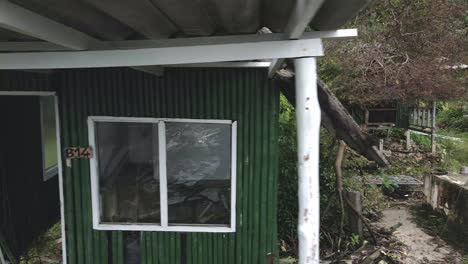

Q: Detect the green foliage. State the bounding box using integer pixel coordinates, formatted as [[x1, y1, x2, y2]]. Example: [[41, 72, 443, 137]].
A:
[[320, 0, 468, 105], [278, 95, 298, 252], [381, 174, 399, 194], [437, 130, 468, 172], [438, 102, 468, 132], [277, 96, 386, 256], [410, 133, 432, 151], [349, 234, 361, 248]]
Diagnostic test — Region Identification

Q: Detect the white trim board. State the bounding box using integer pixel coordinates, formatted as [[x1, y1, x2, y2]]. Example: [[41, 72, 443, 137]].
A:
[[165, 62, 271, 68], [0, 29, 357, 52], [89, 116, 234, 124], [0, 38, 323, 70], [88, 116, 237, 233], [0, 91, 56, 96]]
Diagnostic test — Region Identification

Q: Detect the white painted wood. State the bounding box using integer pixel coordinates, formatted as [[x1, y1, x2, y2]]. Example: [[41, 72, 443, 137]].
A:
[[269, 0, 327, 77], [88, 117, 237, 232], [88, 117, 101, 230], [166, 62, 271, 68], [231, 121, 238, 232], [0, 91, 56, 96], [158, 121, 168, 228], [0, 29, 356, 52], [111, 30, 356, 49], [0, 38, 324, 69], [408, 129, 464, 142], [0, 1, 103, 50], [94, 224, 234, 233], [43, 165, 58, 182], [54, 96, 68, 264], [0, 2, 161, 77], [89, 116, 234, 124], [295, 57, 321, 264]]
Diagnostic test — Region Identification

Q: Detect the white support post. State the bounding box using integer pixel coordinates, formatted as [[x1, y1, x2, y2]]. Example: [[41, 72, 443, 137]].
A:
[[295, 57, 321, 264]]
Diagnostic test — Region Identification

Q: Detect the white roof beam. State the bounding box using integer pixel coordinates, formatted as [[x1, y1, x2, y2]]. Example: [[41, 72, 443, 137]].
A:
[[0, 38, 324, 70], [269, 0, 326, 77], [0, 29, 357, 51], [0, 1, 104, 50]]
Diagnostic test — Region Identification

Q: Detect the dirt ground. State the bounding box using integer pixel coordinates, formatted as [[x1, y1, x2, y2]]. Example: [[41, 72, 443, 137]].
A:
[[375, 204, 463, 264]]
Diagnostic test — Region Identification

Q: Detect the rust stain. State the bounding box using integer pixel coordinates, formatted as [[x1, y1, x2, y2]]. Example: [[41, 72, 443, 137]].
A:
[[304, 154, 309, 161]]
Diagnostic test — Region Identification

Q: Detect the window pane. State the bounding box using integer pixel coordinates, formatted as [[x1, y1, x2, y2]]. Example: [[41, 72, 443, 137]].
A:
[[41, 96, 57, 169], [166, 123, 232, 225], [96, 122, 160, 224]]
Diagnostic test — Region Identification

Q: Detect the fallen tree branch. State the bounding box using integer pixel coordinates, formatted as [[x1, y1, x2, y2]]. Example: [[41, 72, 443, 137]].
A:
[[334, 141, 378, 246], [335, 140, 347, 250]]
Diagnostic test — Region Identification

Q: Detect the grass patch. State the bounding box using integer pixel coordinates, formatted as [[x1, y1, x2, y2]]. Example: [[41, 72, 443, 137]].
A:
[[20, 222, 62, 264], [437, 129, 468, 172]]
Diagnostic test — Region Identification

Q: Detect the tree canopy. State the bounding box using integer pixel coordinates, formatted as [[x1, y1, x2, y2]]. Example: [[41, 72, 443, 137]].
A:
[[319, 0, 467, 106]]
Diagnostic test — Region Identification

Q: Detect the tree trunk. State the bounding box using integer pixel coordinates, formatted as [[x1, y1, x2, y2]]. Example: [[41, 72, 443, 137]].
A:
[[275, 77, 389, 166]]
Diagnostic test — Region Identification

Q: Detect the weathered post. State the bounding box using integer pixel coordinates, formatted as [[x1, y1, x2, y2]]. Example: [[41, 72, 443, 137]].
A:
[[431, 101, 437, 153], [405, 130, 411, 151], [294, 57, 321, 264]]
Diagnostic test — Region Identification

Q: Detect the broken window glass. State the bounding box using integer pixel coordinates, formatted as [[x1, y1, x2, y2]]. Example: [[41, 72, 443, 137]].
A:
[[166, 123, 231, 225]]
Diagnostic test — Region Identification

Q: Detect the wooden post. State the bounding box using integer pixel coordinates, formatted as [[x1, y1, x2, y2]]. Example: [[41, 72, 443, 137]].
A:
[[422, 108, 426, 127], [431, 101, 437, 153], [295, 57, 321, 264], [364, 108, 369, 130], [344, 190, 363, 237], [406, 130, 411, 151]]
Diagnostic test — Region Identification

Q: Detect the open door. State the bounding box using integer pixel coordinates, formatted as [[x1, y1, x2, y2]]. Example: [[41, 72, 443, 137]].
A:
[[0, 95, 63, 263]]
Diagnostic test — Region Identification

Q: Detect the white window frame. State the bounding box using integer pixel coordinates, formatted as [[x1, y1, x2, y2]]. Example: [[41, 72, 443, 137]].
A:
[[40, 96, 59, 182], [88, 116, 237, 233]]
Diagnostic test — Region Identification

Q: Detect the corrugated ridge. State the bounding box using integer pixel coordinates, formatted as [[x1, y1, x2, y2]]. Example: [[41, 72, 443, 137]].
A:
[[0, 67, 279, 264]]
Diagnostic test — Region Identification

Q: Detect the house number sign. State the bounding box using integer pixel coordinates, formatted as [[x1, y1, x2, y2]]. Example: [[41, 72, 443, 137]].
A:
[[65, 147, 93, 159]]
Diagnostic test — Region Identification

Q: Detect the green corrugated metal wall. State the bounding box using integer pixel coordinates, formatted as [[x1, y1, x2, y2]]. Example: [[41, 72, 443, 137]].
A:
[[49, 67, 279, 264]]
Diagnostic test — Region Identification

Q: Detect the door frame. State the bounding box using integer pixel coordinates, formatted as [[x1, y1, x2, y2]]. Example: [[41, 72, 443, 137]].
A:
[[0, 91, 67, 264]]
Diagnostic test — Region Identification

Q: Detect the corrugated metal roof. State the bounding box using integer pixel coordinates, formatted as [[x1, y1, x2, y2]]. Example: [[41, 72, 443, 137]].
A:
[[1, 0, 370, 42]]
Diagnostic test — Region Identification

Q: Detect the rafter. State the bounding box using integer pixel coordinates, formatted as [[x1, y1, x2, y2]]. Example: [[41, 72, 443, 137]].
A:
[[268, 0, 326, 77], [0, 1, 103, 50]]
